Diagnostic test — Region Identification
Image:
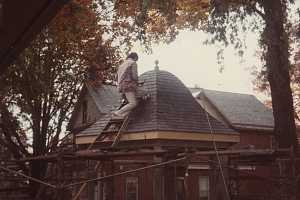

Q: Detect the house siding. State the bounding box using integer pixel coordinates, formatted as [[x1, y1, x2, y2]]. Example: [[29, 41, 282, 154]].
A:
[[239, 132, 273, 149], [195, 92, 277, 200], [69, 82, 279, 200], [75, 154, 231, 200]]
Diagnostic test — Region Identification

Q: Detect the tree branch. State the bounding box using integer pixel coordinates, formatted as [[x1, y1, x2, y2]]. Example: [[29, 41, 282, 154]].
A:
[[251, 5, 266, 20]]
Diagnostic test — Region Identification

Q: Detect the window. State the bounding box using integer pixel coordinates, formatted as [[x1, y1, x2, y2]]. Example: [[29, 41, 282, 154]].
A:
[[93, 172, 102, 200], [176, 177, 185, 200], [126, 177, 138, 200], [199, 176, 209, 200], [270, 135, 277, 149], [100, 171, 108, 200], [89, 172, 107, 200], [82, 100, 87, 124]]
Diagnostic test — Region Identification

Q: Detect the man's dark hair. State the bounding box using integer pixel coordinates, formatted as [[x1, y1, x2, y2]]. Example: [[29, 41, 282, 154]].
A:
[[127, 52, 138, 61]]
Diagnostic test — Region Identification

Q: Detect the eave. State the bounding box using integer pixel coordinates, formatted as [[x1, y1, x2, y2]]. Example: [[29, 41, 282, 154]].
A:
[[0, 0, 70, 73], [75, 131, 240, 145]]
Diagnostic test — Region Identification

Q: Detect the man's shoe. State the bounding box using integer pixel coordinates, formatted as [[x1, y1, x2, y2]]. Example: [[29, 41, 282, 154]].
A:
[[111, 112, 125, 120]]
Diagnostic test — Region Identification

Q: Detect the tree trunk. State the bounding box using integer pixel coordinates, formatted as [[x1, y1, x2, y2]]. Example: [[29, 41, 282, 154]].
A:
[[262, 0, 298, 151], [30, 115, 48, 198]]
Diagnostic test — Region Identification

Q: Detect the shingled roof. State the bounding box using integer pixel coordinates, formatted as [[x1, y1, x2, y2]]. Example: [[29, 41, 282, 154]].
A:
[[85, 83, 121, 113], [124, 69, 236, 134], [193, 88, 274, 131], [68, 83, 121, 131]]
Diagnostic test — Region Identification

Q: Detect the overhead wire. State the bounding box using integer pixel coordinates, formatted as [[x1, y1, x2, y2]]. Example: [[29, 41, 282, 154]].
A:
[[64, 156, 186, 188], [204, 110, 231, 200], [0, 165, 56, 189]]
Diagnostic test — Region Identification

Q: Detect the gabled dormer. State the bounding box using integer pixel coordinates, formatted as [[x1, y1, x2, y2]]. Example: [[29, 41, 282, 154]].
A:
[[68, 83, 121, 132]]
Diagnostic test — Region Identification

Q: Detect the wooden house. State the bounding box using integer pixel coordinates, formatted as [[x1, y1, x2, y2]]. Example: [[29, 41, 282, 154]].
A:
[[191, 88, 276, 199], [68, 67, 280, 200], [68, 67, 239, 200], [191, 88, 274, 149]]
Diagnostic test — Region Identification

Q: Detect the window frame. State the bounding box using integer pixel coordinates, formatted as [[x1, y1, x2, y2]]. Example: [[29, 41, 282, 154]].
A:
[[82, 100, 87, 124], [199, 176, 210, 200], [125, 176, 139, 200], [175, 177, 185, 200]]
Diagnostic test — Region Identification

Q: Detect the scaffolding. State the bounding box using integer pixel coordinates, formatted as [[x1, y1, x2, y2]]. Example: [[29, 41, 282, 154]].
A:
[[0, 141, 299, 200], [1, 111, 299, 200]]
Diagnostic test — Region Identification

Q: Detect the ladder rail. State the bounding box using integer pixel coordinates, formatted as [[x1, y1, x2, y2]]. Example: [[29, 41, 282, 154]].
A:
[[86, 114, 111, 150], [111, 115, 130, 148], [73, 99, 136, 199]]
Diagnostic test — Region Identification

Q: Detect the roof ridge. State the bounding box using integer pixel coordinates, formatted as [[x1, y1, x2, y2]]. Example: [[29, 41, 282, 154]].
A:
[[204, 88, 254, 96], [201, 90, 234, 126], [154, 69, 159, 130], [198, 92, 233, 129]]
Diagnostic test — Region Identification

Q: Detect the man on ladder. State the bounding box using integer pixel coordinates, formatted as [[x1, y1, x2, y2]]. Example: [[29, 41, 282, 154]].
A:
[[112, 52, 139, 119]]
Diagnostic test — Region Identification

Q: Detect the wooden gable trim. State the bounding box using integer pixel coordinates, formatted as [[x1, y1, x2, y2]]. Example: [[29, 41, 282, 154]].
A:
[[67, 85, 87, 131], [85, 82, 105, 113], [68, 83, 105, 131], [197, 92, 233, 128], [75, 131, 240, 145]]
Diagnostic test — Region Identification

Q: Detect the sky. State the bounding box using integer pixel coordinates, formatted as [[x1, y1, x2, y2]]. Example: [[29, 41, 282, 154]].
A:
[[132, 30, 260, 95], [130, 2, 300, 101]]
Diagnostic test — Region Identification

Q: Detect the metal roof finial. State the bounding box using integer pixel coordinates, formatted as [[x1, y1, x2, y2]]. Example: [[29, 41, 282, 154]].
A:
[[155, 60, 159, 71]]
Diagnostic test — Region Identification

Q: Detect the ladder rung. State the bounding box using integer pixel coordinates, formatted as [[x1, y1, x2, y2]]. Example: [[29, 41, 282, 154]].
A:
[[109, 118, 125, 123], [111, 115, 130, 147]]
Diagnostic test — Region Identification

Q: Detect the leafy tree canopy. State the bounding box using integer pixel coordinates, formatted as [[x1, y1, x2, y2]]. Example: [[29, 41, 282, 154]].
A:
[[109, 0, 298, 150]]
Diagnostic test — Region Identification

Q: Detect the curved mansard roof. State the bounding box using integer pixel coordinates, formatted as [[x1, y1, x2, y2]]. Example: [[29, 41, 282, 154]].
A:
[[125, 69, 236, 134]]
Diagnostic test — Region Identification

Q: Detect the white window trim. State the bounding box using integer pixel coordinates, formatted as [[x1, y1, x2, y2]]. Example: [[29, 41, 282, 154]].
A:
[[188, 164, 210, 170], [199, 176, 209, 200]]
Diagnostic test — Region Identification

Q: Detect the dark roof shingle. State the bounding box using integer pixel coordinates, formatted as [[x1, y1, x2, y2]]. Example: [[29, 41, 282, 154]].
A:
[[196, 89, 274, 131], [86, 84, 121, 113], [125, 70, 236, 134]]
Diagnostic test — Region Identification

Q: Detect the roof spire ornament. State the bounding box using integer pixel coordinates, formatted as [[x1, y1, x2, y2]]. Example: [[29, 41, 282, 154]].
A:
[[155, 60, 159, 71]]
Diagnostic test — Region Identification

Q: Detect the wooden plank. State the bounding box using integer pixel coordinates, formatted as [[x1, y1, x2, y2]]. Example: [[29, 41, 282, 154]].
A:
[[113, 159, 158, 164], [14, 148, 292, 162], [76, 131, 240, 144]]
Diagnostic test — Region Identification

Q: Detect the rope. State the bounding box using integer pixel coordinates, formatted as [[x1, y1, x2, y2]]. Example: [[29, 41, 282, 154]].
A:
[[0, 165, 56, 189], [204, 111, 231, 200], [64, 156, 186, 188]]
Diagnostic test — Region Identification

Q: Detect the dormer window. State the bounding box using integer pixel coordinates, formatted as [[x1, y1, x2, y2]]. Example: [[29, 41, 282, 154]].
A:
[[82, 100, 87, 124]]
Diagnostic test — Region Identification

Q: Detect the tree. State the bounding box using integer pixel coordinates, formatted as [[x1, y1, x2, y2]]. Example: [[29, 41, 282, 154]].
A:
[[254, 7, 300, 124], [293, 48, 300, 123], [0, 0, 120, 197], [110, 0, 298, 150]]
